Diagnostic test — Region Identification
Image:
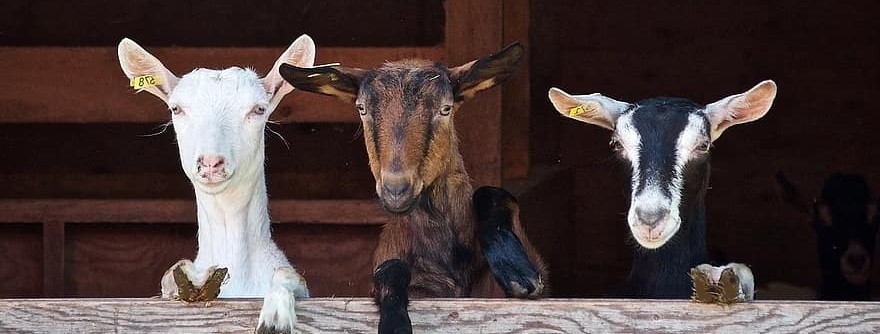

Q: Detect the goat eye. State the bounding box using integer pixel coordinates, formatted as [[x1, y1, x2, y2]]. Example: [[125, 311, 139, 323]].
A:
[[695, 141, 711, 153], [356, 104, 367, 115], [252, 106, 267, 115], [609, 138, 624, 152], [440, 105, 453, 116], [170, 106, 183, 115]]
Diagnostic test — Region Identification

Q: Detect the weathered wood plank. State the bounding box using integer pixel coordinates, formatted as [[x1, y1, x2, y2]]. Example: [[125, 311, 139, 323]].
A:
[[0, 199, 386, 225], [0, 46, 442, 124], [2, 298, 880, 333]]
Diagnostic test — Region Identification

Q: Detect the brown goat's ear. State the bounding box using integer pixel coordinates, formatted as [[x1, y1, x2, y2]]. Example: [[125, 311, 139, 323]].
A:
[[450, 42, 525, 101], [279, 63, 366, 103]]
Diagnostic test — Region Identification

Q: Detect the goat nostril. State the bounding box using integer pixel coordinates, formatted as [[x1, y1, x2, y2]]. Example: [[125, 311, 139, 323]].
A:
[[383, 180, 411, 197], [636, 208, 667, 228], [198, 155, 226, 169]]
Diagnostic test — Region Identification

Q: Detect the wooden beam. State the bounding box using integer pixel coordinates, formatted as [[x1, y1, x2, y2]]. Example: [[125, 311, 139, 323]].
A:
[[444, 0, 504, 187], [0, 200, 386, 225], [2, 298, 880, 333], [0, 46, 442, 124], [41, 221, 65, 297], [501, 0, 531, 179]]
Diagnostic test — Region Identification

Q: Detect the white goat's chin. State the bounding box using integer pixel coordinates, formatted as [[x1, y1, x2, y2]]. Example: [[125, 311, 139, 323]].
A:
[[192, 179, 231, 194], [630, 221, 680, 250]]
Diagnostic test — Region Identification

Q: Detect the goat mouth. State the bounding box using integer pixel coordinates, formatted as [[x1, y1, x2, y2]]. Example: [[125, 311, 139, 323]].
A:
[[193, 178, 231, 193], [380, 195, 419, 215], [630, 221, 680, 250]]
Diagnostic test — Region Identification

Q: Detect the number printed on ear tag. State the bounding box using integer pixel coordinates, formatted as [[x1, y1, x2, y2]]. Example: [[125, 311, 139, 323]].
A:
[[568, 105, 587, 117], [130, 75, 160, 90]]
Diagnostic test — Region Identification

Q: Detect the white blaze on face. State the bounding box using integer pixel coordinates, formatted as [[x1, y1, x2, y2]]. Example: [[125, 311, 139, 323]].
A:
[[621, 112, 709, 249]]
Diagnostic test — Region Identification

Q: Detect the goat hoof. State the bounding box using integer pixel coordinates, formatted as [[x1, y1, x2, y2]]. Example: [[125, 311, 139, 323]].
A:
[[255, 285, 296, 334], [690, 267, 719, 303], [254, 324, 291, 334]]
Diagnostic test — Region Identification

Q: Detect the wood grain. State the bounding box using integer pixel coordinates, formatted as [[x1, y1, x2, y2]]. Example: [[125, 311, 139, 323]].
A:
[[2, 298, 880, 333], [0, 46, 442, 124], [0, 199, 387, 225]]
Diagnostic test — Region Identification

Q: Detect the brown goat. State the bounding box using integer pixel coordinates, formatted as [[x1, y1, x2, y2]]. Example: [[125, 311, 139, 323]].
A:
[[280, 43, 547, 333]]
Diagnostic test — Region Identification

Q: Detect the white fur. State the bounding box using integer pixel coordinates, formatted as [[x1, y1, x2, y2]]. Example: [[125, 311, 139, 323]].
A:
[[118, 35, 316, 333]]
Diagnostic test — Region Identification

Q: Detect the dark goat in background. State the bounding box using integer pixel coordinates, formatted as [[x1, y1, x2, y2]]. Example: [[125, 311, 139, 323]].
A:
[[777, 172, 879, 300]]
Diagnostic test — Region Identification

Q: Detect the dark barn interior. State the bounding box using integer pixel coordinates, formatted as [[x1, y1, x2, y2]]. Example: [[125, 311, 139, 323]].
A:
[[1, 0, 879, 301]]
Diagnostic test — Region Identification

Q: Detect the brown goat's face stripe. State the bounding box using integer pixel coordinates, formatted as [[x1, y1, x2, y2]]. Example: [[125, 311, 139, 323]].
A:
[[357, 60, 456, 213]]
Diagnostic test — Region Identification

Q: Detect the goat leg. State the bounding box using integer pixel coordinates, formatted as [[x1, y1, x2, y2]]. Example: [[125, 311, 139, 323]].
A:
[[255, 266, 309, 334], [374, 259, 412, 334], [474, 186, 544, 299]]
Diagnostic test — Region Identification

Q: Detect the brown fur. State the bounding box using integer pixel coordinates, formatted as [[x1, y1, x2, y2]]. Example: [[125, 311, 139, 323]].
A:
[[278, 43, 547, 299]]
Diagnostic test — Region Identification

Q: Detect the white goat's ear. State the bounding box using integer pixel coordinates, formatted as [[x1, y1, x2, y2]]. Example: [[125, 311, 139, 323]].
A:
[[262, 34, 317, 110], [548, 87, 631, 130], [705, 80, 777, 141], [117, 38, 179, 102]]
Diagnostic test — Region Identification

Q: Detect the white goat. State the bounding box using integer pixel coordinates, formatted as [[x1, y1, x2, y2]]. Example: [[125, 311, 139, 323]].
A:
[[117, 35, 314, 333]]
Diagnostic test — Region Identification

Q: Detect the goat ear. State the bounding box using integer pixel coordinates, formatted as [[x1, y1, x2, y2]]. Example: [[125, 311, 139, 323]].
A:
[[548, 87, 631, 131], [450, 42, 525, 101], [117, 38, 179, 103], [705, 80, 777, 141], [775, 171, 812, 218], [278, 63, 366, 103], [262, 34, 317, 110]]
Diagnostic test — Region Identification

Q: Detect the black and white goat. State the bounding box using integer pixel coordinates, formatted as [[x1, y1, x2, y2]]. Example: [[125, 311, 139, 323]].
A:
[[777, 172, 879, 300], [549, 81, 777, 298]]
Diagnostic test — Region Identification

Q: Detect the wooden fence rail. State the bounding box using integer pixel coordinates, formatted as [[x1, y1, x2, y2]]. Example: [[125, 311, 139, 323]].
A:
[[2, 298, 880, 333]]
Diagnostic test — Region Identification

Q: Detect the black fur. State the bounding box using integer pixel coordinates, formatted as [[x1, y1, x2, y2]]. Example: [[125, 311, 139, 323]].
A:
[[374, 259, 413, 334], [814, 174, 878, 300], [621, 98, 710, 299], [473, 186, 542, 298]]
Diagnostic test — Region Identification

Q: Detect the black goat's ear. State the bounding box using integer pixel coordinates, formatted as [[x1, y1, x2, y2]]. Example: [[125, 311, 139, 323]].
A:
[[279, 63, 366, 103], [450, 42, 525, 101], [775, 171, 812, 218]]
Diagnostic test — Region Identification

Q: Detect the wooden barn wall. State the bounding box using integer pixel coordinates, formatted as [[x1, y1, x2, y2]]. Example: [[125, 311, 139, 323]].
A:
[[528, 0, 880, 297], [4, 0, 879, 301]]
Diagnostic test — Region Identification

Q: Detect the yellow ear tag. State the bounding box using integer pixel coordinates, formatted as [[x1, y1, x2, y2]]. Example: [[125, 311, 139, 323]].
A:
[[568, 105, 587, 117], [130, 75, 160, 90]]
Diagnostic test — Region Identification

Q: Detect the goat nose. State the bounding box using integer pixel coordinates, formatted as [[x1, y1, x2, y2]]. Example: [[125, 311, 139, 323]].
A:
[[197, 154, 226, 173], [636, 208, 668, 228], [382, 176, 411, 198], [848, 254, 868, 270]]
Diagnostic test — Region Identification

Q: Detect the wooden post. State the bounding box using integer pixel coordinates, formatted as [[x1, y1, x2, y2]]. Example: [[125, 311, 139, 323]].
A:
[[41, 221, 65, 297], [445, 0, 504, 187], [502, 0, 531, 179]]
